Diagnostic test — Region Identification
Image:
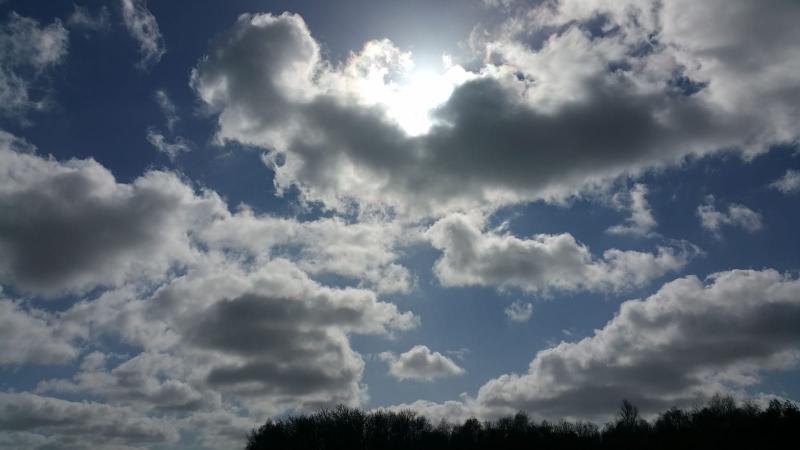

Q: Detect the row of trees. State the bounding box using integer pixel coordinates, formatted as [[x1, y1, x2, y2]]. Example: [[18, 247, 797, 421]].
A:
[[245, 396, 799, 449]]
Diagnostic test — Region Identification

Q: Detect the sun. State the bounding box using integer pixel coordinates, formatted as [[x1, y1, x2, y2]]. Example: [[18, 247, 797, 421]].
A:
[[347, 51, 475, 136]]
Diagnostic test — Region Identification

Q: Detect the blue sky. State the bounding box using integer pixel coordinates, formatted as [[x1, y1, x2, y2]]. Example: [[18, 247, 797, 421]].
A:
[[1, 1, 800, 449]]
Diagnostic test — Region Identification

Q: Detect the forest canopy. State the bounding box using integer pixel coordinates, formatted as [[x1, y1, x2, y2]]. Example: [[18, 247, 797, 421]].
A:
[[246, 396, 799, 450]]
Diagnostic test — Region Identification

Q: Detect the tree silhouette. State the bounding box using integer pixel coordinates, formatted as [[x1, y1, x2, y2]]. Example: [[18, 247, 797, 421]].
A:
[[245, 396, 799, 450]]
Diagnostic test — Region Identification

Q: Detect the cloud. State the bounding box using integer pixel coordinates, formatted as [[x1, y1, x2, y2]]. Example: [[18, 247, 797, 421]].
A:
[[0, 130, 36, 153], [179, 409, 256, 450], [697, 196, 763, 236], [0, 136, 224, 296], [0, 391, 179, 449], [146, 128, 191, 160], [1, 130, 416, 299], [426, 212, 697, 294], [53, 258, 418, 416], [36, 351, 220, 412], [191, 3, 800, 216], [504, 300, 533, 323], [200, 207, 414, 294], [770, 169, 800, 195], [607, 184, 658, 237], [120, 0, 165, 69], [382, 396, 478, 425], [0, 298, 79, 365], [0, 130, 424, 433], [379, 345, 465, 382], [0, 12, 68, 118], [66, 4, 110, 31], [395, 269, 800, 422], [154, 89, 178, 132]]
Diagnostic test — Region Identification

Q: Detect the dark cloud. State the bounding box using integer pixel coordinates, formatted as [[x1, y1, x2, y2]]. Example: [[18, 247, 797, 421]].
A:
[[192, 4, 800, 215], [36, 352, 219, 412], [0, 140, 224, 295], [51, 258, 417, 415], [0, 391, 179, 449]]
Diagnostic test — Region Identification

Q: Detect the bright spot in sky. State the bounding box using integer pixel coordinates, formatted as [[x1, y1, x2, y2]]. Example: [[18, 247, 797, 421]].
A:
[[349, 52, 475, 136], [387, 68, 459, 136]]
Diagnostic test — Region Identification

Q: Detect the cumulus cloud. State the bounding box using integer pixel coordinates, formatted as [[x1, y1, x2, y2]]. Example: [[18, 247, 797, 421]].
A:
[[0, 391, 180, 449], [0, 298, 79, 365], [0, 130, 418, 300], [697, 196, 763, 236], [380, 345, 465, 382], [36, 351, 220, 412], [200, 207, 414, 294], [395, 269, 800, 422], [426, 212, 697, 294], [120, 0, 165, 69], [0, 12, 68, 118], [0, 137, 224, 296], [0, 131, 428, 441], [770, 169, 800, 195], [504, 300, 533, 323], [191, 3, 800, 216], [53, 259, 417, 416], [0, 130, 36, 153], [607, 184, 658, 237], [383, 396, 478, 425]]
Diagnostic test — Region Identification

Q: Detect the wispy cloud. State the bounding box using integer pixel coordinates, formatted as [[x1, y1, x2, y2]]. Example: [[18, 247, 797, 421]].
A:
[[120, 0, 165, 69]]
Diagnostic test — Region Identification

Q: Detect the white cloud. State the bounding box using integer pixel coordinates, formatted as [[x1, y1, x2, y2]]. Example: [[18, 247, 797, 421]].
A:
[[393, 269, 800, 422], [380, 345, 465, 382], [200, 207, 414, 294], [146, 128, 191, 160], [504, 300, 533, 323], [697, 196, 763, 236], [0, 391, 180, 449], [120, 0, 165, 69], [382, 395, 478, 425], [426, 212, 697, 294], [190, 3, 800, 216], [607, 183, 658, 237], [0, 130, 36, 153], [67, 4, 110, 31], [0, 12, 68, 118], [0, 298, 79, 365], [154, 89, 178, 132], [770, 169, 800, 195]]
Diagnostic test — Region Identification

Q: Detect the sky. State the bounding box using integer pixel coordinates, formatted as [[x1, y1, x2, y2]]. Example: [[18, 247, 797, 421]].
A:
[[1, 0, 799, 448]]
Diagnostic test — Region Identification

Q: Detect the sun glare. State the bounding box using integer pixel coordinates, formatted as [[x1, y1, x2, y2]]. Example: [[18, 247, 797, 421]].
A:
[[352, 55, 474, 136]]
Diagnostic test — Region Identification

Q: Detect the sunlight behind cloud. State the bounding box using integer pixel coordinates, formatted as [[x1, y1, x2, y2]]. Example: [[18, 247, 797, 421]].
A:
[[385, 63, 473, 136], [334, 41, 475, 136]]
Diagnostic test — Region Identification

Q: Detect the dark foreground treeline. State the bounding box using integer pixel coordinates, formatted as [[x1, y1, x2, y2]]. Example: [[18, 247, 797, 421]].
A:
[[246, 396, 799, 450]]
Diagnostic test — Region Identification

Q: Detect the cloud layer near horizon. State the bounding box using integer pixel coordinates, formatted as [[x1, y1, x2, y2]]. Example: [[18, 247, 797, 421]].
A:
[[392, 269, 800, 422]]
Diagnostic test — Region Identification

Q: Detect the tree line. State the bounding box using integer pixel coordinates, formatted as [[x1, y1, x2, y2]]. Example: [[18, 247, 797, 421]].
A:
[[245, 395, 798, 450]]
